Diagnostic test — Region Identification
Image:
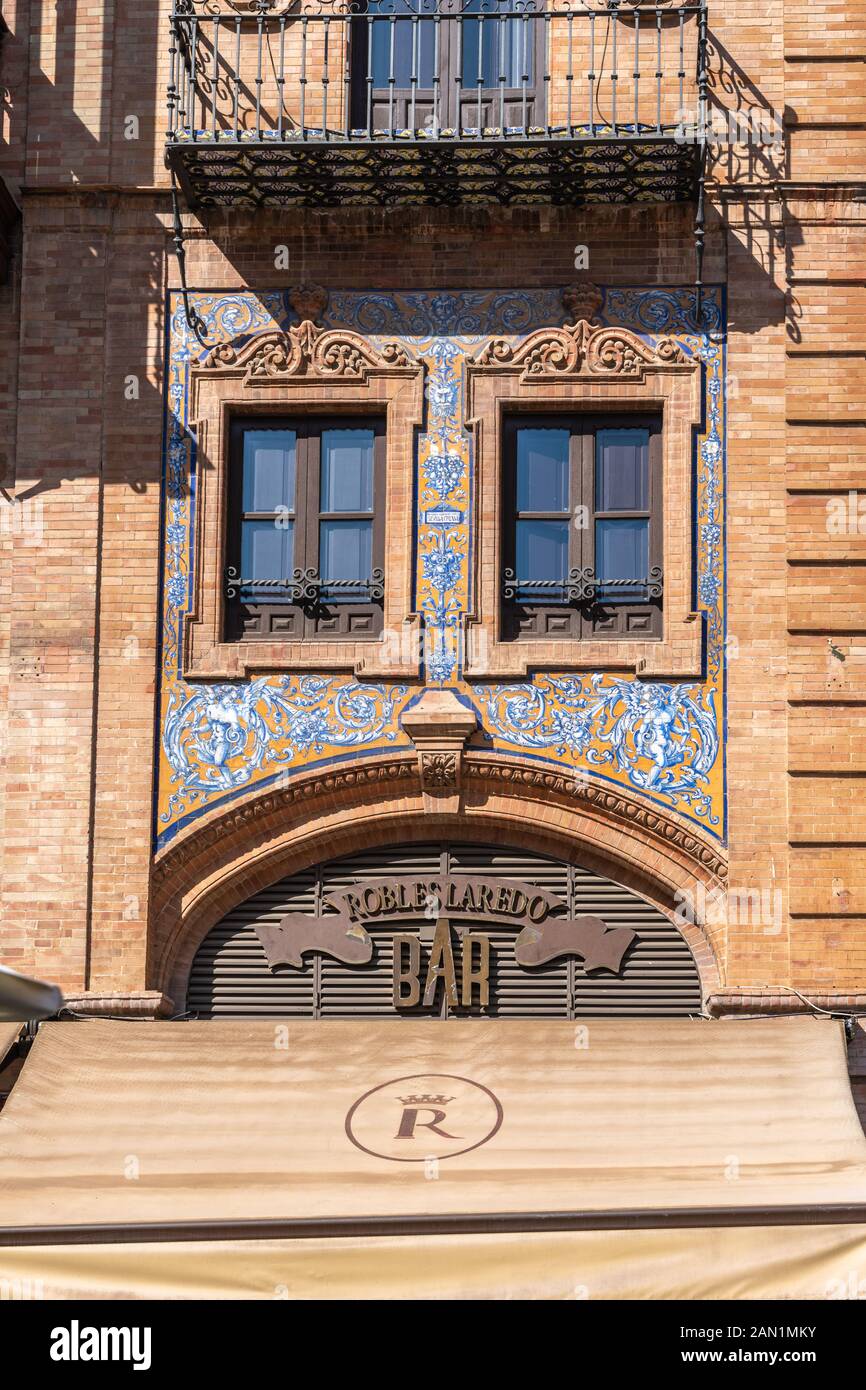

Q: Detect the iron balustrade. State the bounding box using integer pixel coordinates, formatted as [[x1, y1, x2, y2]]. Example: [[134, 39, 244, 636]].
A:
[[168, 0, 705, 145], [166, 1, 708, 209], [164, 0, 711, 331]]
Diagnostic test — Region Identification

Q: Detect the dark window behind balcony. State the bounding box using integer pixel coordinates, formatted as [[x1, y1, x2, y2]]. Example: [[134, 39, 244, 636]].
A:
[[353, 0, 541, 132], [368, 1, 436, 89], [365, 1, 531, 102], [462, 2, 528, 90]]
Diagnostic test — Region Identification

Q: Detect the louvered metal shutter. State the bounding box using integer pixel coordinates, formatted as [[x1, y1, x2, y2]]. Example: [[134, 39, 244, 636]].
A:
[[572, 863, 703, 1016], [188, 842, 702, 1018], [318, 845, 442, 1018], [449, 843, 570, 1017], [186, 866, 317, 1018]]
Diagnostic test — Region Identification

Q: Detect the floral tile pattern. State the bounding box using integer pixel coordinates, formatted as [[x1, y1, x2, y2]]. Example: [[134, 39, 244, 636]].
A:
[[158, 285, 725, 849]]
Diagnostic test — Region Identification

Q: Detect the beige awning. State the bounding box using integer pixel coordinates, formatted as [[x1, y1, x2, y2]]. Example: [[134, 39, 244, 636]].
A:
[[0, 1015, 865, 1298], [0, 1023, 22, 1068]]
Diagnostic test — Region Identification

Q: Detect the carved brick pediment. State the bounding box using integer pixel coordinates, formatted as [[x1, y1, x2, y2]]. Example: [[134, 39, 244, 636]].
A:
[[470, 318, 688, 382], [201, 321, 415, 384], [469, 283, 689, 383]]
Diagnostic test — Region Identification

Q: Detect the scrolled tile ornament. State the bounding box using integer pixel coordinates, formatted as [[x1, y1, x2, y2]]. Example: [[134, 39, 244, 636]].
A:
[[161, 676, 406, 822], [604, 285, 723, 338], [327, 287, 563, 338], [474, 675, 720, 824]]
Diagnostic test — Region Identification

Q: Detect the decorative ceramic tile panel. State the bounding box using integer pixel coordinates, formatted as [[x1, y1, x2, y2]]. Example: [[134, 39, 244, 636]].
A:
[[158, 286, 725, 849]]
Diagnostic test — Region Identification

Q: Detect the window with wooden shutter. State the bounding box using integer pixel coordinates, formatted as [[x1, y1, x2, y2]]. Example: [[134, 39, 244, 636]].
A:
[[349, 0, 545, 136], [502, 413, 663, 642], [225, 416, 386, 642]]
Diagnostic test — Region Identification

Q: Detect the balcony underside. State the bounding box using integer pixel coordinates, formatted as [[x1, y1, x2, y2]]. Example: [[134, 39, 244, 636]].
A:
[[167, 133, 701, 210]]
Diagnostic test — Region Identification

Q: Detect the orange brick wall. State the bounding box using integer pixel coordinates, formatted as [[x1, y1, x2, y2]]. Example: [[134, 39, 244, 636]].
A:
[[0, 1, 863, 1021]]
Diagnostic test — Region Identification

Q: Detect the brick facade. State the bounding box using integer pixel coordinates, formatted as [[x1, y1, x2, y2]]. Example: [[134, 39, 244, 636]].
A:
[[0, 2, 864, 1112]]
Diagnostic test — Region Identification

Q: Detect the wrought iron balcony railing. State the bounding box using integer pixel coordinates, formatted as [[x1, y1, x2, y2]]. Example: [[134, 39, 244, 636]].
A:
[[166, 0, 708, 209]]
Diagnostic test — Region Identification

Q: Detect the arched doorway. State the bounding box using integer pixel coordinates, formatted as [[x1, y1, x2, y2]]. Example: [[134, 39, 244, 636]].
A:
[[188, 841, 702, 1019]]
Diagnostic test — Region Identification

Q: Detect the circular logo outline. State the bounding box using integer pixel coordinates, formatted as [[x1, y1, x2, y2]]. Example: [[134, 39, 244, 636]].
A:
[[344, 1071, 504, 1163]]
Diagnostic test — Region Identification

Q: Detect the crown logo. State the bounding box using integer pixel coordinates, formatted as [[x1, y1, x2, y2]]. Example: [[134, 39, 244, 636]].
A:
[[397, 1094, 455, 1106]]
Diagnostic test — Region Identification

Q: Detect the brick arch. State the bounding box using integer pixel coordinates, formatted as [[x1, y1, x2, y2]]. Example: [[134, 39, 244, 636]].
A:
[[150, 753, 726, 1008]]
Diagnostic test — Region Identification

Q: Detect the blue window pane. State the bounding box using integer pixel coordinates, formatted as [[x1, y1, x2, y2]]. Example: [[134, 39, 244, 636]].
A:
[[369, 2, 436, 88], [462, 4, 528, 88], [241, 519, 293, 599], [596, 518, 649, 600], [321, 430, 374, 513], [596, 429, 649, 512], [242, 431, 295, 513], [516, 428, 569, 513], [320, 520, 373, 597], [516, 519, 568, 598]]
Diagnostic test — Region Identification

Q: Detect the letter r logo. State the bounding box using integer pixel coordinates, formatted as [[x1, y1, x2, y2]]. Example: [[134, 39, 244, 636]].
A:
[[395, 1106, 460, 1140]]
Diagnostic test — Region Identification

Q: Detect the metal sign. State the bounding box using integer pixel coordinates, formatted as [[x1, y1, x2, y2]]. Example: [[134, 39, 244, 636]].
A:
[[254, 875, 636, 1010]]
